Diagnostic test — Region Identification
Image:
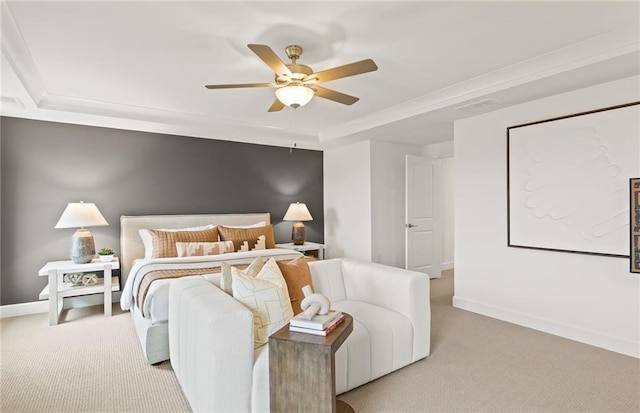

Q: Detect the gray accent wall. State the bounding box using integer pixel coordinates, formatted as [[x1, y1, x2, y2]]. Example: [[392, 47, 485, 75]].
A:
[[0, 117, 323, 306]]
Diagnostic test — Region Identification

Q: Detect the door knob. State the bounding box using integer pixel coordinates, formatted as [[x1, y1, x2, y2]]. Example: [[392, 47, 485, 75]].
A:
[[406, 223, 417, 228]]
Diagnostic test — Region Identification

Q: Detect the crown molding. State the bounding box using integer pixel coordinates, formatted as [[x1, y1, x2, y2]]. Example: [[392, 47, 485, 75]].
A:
[[0, 1, 320, 148], [0, 1, 45, 105], [319, 24, 640, 143], [37, 92, 316, 141], [1, 101, 323, 150], [2, 0, 637, 149]]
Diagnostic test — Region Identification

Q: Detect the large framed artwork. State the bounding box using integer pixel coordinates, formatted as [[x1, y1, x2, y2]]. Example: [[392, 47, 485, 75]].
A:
[[632, 178, 640, 273], [507, 101, 640, 258]]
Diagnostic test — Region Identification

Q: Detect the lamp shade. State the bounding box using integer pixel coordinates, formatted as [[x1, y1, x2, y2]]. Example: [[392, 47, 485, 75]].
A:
[[283, 202, 313, 222], [275, 85, 314, 109], [55, 202, 108, 229]]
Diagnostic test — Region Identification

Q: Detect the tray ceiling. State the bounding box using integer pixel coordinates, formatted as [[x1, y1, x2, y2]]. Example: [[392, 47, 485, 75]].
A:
[[1, 1, 638, 149]]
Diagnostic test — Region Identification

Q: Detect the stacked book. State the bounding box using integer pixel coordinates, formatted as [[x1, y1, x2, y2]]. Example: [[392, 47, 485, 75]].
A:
[[289, 310, 345, 336]]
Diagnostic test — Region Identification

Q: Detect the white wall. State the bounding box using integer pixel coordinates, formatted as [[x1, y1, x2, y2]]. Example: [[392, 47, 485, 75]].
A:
[[453, 76, 640, 357], [324, 140, 372, 261], [421, 140, 454, 159], [370, 140, 421, 267], [325, 138, 454, 270], [439, 157, 455, 269], [422, 141, 455, 270]]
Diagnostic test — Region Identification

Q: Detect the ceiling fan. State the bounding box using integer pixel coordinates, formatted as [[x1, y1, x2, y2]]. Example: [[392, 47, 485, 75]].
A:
[[205, 44, 378, 112]]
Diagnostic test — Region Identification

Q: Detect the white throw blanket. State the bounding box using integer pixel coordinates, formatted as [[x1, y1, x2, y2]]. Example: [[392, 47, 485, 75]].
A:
[[120, 248, 303, 315]]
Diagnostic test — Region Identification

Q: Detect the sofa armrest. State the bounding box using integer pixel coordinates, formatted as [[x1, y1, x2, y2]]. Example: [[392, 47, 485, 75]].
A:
[[309, 258, 431, 360], [169, 277, 254, 412]]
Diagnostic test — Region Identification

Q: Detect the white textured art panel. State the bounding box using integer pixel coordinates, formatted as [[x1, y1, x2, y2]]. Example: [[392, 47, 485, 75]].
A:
[[508, 102, 639, 256]]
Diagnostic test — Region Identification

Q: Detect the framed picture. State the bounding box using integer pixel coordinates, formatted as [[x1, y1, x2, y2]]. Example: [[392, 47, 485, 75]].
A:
[[631, 178, 640, 273], [507, 101, 639, 257]]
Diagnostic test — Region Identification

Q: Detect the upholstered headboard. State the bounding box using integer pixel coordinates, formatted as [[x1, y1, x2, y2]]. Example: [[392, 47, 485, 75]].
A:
[[119, 213, 271, 284]]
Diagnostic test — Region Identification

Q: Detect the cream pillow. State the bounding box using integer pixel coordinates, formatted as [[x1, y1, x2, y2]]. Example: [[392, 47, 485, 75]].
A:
[[175, 241, 234, 257], [220, 257, 265, 295], [232, 258, 293, 348], [139, 225, 215, 259]]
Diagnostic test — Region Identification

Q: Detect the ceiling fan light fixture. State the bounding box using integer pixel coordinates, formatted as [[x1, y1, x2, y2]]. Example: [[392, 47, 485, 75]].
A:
[[205, 43, 378, 112], [275, 85, 314, 109]]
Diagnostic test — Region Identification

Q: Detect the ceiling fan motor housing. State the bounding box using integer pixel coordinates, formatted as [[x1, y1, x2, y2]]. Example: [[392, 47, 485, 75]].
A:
[[277, 63, 313, 84], [285, 45, 303, 61]]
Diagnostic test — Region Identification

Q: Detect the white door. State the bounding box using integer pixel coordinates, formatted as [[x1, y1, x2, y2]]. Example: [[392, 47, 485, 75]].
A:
[[405, 156, 441, 278]]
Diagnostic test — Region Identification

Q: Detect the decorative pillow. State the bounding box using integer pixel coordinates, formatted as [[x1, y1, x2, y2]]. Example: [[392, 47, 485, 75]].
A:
[[218, 225, 276, 251], [175, 241, 234, 257], [232, 258, 293, 348], [277, 257, 314, 315], [220, 257, 265, 295], [148, 227, 219, 258], [224, 221, 267, 229], [139, 225, 215, 259]]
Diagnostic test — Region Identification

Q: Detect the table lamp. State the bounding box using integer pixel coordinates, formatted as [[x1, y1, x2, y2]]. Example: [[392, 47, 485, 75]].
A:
[[283, 202, 313, 245], [55, 201, 109, 264]]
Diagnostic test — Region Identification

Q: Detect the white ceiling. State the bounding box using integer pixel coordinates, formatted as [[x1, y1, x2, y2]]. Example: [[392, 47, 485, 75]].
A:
[[1, 1, 639, 150]]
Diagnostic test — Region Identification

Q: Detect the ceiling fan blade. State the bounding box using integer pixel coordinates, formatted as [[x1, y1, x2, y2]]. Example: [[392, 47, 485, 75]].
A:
[[313, 86, 359, 105], [268, 99, 285, 112], [305, 59, 377, 84], [247, 44, 292, 77], [205, 82, 274, 89]]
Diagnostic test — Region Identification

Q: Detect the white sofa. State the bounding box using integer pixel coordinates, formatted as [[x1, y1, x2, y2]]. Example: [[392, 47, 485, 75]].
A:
[[169, 258, 431, 412]]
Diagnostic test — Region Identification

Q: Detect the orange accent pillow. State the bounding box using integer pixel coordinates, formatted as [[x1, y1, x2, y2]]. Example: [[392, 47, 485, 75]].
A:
[[148, 227, 220, 258], [277, 256, 314, 315], [218, 225, 276, 251]]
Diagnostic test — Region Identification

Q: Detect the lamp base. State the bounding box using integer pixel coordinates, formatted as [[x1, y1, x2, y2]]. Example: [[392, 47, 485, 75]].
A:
[[291, 222, 306, 245], [69, 229, 96, 264]]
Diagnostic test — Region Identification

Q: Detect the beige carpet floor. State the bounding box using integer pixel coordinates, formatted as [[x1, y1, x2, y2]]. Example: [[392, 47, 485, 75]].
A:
[[1, 270, 638, 412], [339, 271, 640, 412], [0, 304, 190, 412]]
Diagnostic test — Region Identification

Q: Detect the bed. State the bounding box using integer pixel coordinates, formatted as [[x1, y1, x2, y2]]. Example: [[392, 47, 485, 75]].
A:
[[119, 213, 303, 364]]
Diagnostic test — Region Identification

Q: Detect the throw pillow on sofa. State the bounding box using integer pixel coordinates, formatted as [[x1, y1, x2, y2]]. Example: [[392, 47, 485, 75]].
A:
[[232, 258, 293, 348], [220, 257, 265, 295], [277, 257, 314, 315]]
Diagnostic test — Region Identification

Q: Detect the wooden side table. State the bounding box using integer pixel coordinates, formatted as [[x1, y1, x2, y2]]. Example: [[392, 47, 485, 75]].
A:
[[269, 313, 353, 413], [38, 258, 120, 326]]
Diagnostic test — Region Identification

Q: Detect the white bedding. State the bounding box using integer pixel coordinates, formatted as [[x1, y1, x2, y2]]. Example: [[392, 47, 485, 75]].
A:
[[120, 248, 303, 322]]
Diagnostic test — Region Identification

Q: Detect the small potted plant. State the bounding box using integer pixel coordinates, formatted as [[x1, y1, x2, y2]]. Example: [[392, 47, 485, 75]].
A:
[[98, 247, 114, 262]]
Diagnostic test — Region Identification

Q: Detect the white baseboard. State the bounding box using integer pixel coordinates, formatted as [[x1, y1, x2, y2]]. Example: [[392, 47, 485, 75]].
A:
[[441, 261, 454, 271], [0, 301, 49, 318], [0, 292, 122, 319], [452, 295, 639, 359]]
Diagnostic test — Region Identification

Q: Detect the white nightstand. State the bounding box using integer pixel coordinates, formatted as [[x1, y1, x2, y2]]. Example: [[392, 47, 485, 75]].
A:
[[276, 242, 325, 260], [38, 258, 120, 326]]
